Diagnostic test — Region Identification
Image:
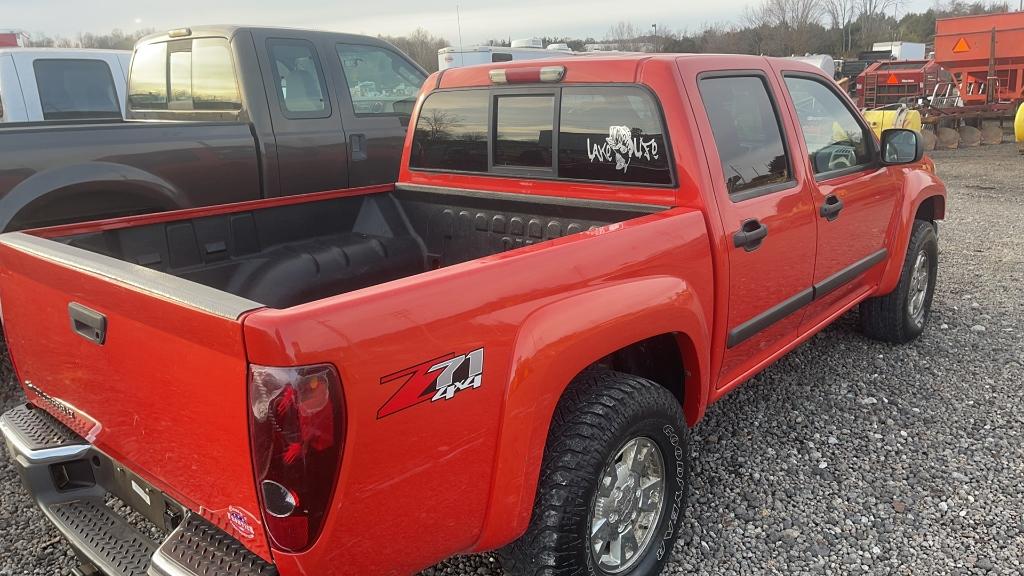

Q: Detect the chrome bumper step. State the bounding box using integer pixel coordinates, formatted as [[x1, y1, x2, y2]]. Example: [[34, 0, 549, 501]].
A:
[[1, 403, 276, 576]]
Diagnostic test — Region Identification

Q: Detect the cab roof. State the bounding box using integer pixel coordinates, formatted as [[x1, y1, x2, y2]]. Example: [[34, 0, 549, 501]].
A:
[[433, 53, 829, 89], [137, 25, 397, 51]]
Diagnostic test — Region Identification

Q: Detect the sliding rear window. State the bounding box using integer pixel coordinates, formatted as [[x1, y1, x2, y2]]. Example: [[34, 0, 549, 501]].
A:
[[410, 85, 672, 185]]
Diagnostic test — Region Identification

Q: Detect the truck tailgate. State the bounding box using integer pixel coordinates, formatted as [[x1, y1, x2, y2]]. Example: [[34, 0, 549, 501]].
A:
[[0, 233, 272, 559]]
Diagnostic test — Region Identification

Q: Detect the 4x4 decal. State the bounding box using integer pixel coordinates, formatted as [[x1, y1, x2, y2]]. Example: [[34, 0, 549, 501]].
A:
[[377, 348, 484, 419]]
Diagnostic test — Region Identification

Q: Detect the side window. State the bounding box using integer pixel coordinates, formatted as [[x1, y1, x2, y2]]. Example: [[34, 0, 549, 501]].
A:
[[558, 86, 671, 184], [268, 39, 330, 118], [129, 42, 169, 108], [336, 44, 425, 118], [699, 76, 791, 197], [34, 59, 121, 120], [491, 53, 513, 63], [409, 90, 489, 172], [494, 95, 554, 169], [784, 76, 873, 176]]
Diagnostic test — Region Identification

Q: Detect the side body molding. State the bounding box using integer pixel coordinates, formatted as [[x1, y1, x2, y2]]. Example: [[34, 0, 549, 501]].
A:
[[473, 276, 711, 550]]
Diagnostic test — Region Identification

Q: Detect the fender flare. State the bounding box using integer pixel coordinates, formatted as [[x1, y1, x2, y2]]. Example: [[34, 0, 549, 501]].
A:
[[877, 168, 947, 295], [472, 276, 711, 551], [0, 161, 184, 231]]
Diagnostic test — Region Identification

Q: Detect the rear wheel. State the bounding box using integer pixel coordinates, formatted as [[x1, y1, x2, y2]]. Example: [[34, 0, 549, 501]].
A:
[[498, 370, 689, 576], [860, 219, 938, 343]]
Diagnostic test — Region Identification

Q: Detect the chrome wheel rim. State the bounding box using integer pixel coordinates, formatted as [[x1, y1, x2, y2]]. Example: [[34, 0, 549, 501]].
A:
[[589, 437, 666, 574], [908, 249, 930, 326]]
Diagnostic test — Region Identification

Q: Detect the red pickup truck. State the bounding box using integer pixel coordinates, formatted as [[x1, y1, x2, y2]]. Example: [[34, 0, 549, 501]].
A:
[[0, 54, 945, 576]]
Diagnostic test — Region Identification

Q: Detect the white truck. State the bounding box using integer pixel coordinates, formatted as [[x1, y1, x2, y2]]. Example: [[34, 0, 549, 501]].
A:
[[0, 48, 130, 123]]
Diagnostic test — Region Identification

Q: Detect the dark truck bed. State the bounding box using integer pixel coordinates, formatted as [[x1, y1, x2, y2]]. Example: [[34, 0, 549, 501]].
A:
[[56, 186, 657, 309]]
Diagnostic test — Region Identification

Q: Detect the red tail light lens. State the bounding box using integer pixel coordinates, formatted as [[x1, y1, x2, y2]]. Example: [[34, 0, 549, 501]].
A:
[[248, 363, 345, 552]]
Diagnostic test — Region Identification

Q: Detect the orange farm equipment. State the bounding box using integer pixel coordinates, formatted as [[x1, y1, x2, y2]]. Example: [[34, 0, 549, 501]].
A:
[[855, 60, 949, 109], [933, 12, 1024, 110]]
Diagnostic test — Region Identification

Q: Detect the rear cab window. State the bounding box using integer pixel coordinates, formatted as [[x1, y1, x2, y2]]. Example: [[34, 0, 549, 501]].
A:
[[33, 59, 121, 120], [129, 38, 241, 115], [410, 84, 672, 186]]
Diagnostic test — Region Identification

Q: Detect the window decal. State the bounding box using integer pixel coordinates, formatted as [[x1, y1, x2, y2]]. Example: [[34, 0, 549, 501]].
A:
[[587, 125, 661, 173]]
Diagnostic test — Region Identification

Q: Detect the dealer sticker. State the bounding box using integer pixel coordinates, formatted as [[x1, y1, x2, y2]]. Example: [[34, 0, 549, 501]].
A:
[[228, 506, 256, 540]]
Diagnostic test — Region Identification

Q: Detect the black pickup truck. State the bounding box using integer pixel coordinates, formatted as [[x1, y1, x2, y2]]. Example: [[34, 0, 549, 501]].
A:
[[0, 26, 427, 231]]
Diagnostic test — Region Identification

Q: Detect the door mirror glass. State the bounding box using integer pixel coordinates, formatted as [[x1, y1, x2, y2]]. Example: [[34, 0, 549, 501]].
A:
[[881, 128, 923, 165]]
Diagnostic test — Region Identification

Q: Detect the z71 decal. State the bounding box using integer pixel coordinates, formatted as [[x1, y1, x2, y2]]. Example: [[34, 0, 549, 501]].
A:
[[377, 348, 484, 418]]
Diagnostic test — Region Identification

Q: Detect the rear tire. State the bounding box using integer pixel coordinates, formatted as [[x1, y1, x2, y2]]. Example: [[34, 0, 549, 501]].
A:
[[860, 219, 938, 343], [498, 370, 689, 576]]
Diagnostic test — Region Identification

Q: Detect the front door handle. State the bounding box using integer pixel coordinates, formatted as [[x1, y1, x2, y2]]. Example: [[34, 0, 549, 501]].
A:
[[733, 219, 768, 252], [820, 194, 844, 221], [349, 133, 367, 162]]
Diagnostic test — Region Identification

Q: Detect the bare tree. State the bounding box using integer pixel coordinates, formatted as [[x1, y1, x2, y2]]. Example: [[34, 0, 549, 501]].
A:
[[380, 28, 450, 73], [605, 21, 648, 51], [823, 0, 859, 53]]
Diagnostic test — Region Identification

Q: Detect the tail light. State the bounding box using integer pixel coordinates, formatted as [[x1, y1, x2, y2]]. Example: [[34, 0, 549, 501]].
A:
[[248, 363, 345, 552]]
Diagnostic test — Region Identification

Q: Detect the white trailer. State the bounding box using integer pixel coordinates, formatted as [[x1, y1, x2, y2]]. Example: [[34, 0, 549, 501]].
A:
[[872, 42, 927, 61], [438, 38, 573, 70]]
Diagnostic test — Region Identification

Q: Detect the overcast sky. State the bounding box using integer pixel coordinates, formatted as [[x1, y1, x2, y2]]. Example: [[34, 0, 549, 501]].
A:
[[7, 0, 934, 45]]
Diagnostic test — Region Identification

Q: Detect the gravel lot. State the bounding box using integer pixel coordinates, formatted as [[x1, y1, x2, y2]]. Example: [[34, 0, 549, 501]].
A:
[[2, 144, 1022, 575]]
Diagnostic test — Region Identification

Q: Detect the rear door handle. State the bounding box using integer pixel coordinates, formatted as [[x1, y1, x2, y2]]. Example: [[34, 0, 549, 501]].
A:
[[820, 194, 844, 221], [349, 133, 367, 162], [733, 219, 768, 252]]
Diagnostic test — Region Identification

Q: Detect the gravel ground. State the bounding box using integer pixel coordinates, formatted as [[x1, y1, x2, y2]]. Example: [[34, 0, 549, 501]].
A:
[[2, 144, 1022, 575]]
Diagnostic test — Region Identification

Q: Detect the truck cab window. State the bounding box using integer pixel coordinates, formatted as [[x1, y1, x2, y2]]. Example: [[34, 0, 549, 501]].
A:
[[558, 86, 671, 184], [129, 43, 168, 109], [336, 44, 425, 117], [699, 76, 791, 197], [169, 49, 192, 109], [34, 59, 120, 120], [192, 38, 241, 110], [409, 89, 488, 172], [494, 95, 554, 169], [268, 39, 329, 118], [783, 76, 873, 176], [130, 38, 240, 113]]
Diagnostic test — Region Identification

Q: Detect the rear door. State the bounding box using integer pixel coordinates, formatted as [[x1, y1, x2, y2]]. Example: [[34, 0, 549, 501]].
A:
[[0, 233, 272, 558], [681, 59, 818, 389], [326, 41, 427, 186], [774, 70, 900, 331], [252, 30, 349, 196]]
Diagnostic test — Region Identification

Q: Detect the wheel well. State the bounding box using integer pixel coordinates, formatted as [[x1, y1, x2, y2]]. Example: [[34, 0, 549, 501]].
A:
[[587, 333, 688, 407], [914, 195, 945, 223]]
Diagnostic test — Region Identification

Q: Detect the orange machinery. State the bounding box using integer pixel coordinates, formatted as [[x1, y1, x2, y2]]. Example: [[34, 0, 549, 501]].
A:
[[934, 12, 1024, 106]]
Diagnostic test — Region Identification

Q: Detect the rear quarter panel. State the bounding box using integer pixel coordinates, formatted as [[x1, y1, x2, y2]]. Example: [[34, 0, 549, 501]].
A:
[[0, 122, 259, 231], [242, 207, 714, 575]]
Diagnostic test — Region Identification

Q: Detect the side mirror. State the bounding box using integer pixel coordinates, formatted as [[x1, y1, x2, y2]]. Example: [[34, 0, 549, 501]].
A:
[[880, 128, 924, 165]]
